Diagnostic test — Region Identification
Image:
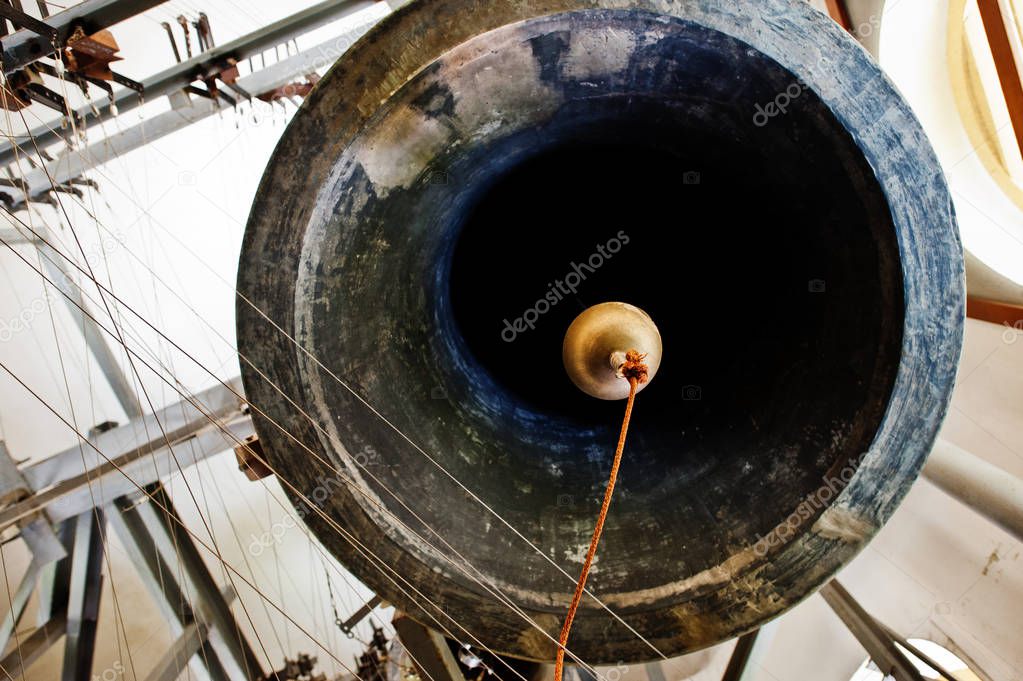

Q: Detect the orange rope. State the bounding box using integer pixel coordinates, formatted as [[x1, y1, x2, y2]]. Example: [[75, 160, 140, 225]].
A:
[[554, 350, 648, 681]]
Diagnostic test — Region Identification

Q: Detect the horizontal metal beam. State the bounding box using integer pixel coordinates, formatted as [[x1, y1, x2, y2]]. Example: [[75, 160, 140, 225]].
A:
[[7, 17, 384, 205], [2, 0, 168, 74], [0, 378, 248, 529], [0, 0, 382, 167], [45, 417, 254, 525], [923, 439, 1023, 542]]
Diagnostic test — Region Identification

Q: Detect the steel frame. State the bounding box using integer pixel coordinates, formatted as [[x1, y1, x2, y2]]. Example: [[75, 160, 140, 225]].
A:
[[1, 0, 168, 74], [0, 379, 259, 680], [0, 5, 397, 677], [5, 17, 384, 206], [0, 0, 383, 167]]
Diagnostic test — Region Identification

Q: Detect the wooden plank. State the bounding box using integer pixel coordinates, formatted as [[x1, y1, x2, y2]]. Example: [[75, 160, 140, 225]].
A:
[[977, 0, 1023, 159], [824, 0, 854, 32], [967, 294, 1023, 327]]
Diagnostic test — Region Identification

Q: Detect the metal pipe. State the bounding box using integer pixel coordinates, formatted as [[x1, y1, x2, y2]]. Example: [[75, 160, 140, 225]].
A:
[[923, 439, 1023, 542]]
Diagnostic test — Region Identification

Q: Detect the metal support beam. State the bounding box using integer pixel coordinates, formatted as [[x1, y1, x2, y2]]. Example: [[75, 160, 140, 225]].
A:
[[144, 616, 213, 681], [0, 613, 67, 679], [35, 226, 143, 419], [144, 485, 263, 680], [19, 517, 67, 564], [0, 377, 248, 529], [36, 517, 75, 628], [719, 621, 777, 681], [338, 594, 383, 637], [0, 557, 41, 653], [44, 416, 252, 526], [721, 631, 757, 681], [820, 581, 924, 681], [141, 585, 238, 681], [2, 0, 168, 74], [0, 440, 30, 506], [877, 622, 962, 681], [108, 493, 229, 681], [6, 17, 384, 205], [0, 1, 58, 45], [923, 439, 1023, 542], [0, 0, 384, 167], [393, 612, 463, 681], [61, 510, 105, 681]]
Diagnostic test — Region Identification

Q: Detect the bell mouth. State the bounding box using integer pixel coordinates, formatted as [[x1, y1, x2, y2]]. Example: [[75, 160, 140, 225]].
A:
[[237, 0, 963, 664], [295, 4, 902, 636], [447, 125, 903, 428]]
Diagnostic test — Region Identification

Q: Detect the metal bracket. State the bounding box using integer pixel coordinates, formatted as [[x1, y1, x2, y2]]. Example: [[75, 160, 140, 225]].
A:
[[337, 594, 383, 637], [0, 2, 58, 44]]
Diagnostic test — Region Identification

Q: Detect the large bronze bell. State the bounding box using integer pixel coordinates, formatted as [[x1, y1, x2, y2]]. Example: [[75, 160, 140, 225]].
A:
[[237, 0, 964, 664]]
